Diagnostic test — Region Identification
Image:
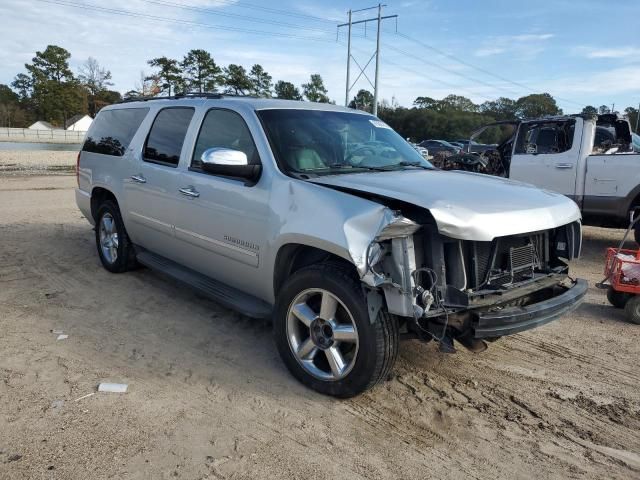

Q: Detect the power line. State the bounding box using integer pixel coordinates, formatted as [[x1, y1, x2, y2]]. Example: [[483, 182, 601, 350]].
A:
[[33, 0, 340, 42], [140, 0, 337, 35], [342, 42, 497, 104], [391, 30, 585, 108], [173, 0, 337, 24]]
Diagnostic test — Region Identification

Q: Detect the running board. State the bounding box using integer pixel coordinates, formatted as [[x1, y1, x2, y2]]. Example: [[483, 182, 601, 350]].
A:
[[136, 250, 272, 319]]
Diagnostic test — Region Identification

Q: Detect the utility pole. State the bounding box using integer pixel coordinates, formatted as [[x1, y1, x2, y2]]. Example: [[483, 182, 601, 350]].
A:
[[344, 9, 352, 107], [373, 4, 382, 116], [338, 5, 397, 116]]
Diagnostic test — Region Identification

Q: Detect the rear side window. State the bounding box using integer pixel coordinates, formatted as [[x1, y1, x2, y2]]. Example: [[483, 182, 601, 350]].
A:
[[144, 108, 194, 167], [83, 108, 149, 156]]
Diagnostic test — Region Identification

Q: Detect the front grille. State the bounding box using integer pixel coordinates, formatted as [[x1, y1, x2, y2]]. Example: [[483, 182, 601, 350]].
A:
[[466, 231, 548, 290]]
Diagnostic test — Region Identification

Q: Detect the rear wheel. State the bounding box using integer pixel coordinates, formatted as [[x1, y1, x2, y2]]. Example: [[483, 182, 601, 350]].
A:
[[95, 200, 137, 273], [274, 263, 398, 398], [623, 295, 640, 325], [607, 286, 631, 309]]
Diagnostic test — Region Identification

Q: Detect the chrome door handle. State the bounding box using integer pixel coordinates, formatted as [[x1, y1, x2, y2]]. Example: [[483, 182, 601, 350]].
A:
[[130, 174, 146, 183], [555, 163, 573, 169], [179, 187, 200, 198]]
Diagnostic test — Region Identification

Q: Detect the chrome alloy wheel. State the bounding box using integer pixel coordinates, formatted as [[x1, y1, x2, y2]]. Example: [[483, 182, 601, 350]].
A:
[[286, 288, 359, 381], [99, 213, 119, 264]]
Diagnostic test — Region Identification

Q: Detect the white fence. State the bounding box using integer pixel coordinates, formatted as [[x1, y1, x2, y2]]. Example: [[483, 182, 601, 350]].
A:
[[0, 127, 86, 144]]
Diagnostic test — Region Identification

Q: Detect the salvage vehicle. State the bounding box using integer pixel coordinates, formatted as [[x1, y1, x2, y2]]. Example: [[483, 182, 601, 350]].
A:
[[418, 139, 462, 155], [440, 114, 640, 242], [455, 138, 497, 153], [76, 95, 586, 397]]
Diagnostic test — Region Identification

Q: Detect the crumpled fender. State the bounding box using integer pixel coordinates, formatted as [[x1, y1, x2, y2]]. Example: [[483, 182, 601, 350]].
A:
[[268, 179, 401, 285]]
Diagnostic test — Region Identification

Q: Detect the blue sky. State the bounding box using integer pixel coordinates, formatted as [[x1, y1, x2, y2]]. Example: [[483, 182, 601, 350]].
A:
[[1, 0, 639, 113]]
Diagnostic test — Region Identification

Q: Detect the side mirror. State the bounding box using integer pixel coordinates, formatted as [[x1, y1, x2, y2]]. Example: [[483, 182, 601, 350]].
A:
[[200, 147, 261, 183]]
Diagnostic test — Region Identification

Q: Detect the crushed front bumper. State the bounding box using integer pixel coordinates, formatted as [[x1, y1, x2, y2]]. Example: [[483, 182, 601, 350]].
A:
[[472, 278, 588, 339]]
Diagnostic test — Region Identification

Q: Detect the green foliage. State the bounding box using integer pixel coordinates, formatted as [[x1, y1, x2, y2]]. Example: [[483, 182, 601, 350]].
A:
[[348, 89, 374, 112], [480, 97, 518, 120], [438, 94, 478, 112], [94, 90, 122, 112], [581, 105, 598, 116], [0, 83, 29, 127], [11, 73, 32, 100], [181, 49, 221, 93], [625, 107, 639, 133], [274, 80, 302, 100], [515, 93, 562, 118], [26, 45, 74, 83], [413, 96, 437, 109], [248, 64, 273, 97], [598, 105, 611, 114], [147, 56, 182, 96], [223, 64, 252, 95], [302, 74, 329, 103], [16, 45, 85, 127]]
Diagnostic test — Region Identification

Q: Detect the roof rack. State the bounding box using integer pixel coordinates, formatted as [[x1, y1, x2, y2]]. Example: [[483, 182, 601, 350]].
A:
[[117, 92, 258, 104]]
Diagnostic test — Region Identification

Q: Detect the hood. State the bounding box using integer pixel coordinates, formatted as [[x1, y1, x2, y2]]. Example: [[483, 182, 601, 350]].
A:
[[309, 169, 581, 241]]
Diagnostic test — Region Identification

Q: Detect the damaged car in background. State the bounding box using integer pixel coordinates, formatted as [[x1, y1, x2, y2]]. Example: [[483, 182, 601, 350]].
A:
[[435, 113, 640, 241], [76, 97, 586, 398]]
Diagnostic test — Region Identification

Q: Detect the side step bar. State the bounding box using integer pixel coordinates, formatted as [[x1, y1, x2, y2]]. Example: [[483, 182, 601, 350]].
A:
[[136, 249, 272, 319]]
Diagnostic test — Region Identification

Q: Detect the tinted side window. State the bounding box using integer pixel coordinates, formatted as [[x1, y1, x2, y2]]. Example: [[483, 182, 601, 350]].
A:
[[144, 108, 194, 167], [191, 109, 259, 171], [83, 108, 149, 156]]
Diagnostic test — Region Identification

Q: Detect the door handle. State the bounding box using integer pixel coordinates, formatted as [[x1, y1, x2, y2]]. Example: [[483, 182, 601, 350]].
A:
[[179, 186, 200, 198], [555, 163, 573, 169], [130, 174, 146, 183]]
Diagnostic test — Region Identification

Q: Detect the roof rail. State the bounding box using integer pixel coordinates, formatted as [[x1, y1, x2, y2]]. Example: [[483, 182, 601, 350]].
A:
[[117, 92, 259, 104]]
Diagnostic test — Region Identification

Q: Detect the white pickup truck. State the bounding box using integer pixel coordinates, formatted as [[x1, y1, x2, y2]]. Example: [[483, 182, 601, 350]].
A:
[[448, 114, 640, 241]]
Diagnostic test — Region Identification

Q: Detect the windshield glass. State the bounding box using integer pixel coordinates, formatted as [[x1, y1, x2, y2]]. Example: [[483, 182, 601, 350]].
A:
[[258, 109, 433, 175]]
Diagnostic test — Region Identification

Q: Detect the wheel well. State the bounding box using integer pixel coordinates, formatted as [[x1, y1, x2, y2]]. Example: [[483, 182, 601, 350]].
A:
[[90, 187, 118, 222], [273, 244, 356, 297]]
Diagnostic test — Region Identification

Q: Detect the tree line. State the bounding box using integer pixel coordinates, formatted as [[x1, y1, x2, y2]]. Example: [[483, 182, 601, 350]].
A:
[[343, 89, 639, 143], [1, 44, 638, 142], [0, 44, 332, 128]]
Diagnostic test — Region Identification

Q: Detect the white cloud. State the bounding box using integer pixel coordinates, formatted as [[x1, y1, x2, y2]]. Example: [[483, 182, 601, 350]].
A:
[[474, 47, 506, 57], [510, 33, 554, 42], [473, 33, 554, 58], [586, 47, 640, 59]]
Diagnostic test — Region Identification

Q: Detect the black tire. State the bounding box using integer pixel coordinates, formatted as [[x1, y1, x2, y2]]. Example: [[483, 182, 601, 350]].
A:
[[607, 286, 631, 309], [95, 200, 137, 273], [274, 263, 398, 398], [623, 295, 640, 325]]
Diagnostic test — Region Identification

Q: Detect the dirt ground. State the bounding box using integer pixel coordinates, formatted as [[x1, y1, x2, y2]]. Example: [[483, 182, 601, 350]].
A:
[[1, 172, 639, 480]]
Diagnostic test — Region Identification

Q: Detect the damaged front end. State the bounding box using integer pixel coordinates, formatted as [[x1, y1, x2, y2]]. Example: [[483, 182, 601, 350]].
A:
[[358, 211, 587, 353]]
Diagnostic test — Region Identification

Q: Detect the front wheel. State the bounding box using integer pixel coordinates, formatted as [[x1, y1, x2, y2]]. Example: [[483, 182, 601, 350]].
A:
[[274, 263, 398, 398]]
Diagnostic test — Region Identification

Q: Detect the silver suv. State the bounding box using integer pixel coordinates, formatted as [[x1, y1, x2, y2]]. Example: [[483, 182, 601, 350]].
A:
[[76, 94, 587, 397]]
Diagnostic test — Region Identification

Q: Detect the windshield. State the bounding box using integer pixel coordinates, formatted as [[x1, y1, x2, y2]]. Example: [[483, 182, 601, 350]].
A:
[[258, 109, 433, 175]]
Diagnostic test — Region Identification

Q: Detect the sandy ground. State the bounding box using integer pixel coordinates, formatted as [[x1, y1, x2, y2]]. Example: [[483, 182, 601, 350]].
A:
[[0, 150, 76, 175], [1, 169, 639, 479]]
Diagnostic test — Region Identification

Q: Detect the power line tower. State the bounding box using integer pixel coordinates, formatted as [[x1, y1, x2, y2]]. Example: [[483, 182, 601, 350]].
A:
[[338, 4, 397, 116]]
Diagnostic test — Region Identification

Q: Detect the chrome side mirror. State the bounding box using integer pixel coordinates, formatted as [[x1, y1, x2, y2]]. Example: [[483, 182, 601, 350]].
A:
[[199, 147, 261, 184], [201, 147, 248, 166]]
